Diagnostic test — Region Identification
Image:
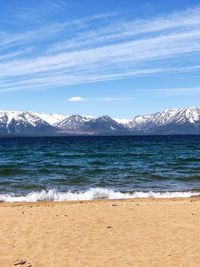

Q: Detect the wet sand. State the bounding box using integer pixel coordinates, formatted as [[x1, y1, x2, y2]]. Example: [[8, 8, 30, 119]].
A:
[[0, 198, 200, 267]]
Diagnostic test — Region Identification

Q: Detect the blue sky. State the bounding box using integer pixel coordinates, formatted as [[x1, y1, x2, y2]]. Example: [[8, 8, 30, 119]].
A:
[[0, 0, 200, 118]]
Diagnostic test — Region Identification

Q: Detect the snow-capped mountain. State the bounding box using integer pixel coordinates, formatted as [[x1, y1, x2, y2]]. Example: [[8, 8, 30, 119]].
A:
[[55, 115, 126, 134], [0, 107, 200, 136], [0, 110, 56, 135], [127, 107, 200, 134], [83, 115, 126, 133], [56, 115, 91, 130]]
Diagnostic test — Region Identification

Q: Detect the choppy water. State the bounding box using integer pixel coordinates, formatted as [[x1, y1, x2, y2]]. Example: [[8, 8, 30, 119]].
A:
[[0, 136, 200, 201]]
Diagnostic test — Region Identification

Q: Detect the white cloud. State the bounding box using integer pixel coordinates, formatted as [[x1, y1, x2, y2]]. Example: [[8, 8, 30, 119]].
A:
[[68, 96, 86, 102]]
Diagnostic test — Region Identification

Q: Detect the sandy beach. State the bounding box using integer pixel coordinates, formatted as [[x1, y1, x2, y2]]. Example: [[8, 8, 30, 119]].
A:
[[0, 198, 199, 267]]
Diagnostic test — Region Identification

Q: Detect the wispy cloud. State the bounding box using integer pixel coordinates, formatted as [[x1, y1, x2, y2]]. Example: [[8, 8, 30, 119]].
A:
[[68, 96, 135, 102], [144, 87, 200, 96], [0, 5, 200, 92], [93, 97, 135, 102]]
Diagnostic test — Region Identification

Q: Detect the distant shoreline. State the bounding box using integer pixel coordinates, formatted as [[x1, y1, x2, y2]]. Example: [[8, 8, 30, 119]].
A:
[[1, 134, 200, 137]]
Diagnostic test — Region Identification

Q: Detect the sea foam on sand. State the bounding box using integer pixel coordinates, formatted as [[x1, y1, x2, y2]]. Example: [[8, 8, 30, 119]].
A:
[[0, 188, 199, 202]]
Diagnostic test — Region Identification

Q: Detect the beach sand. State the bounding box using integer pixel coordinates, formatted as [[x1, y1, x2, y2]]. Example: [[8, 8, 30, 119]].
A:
[[0, 198, 200, 267]]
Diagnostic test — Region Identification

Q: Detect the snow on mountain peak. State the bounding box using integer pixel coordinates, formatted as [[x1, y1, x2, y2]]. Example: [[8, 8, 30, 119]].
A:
[[177, 107, 200, 124], [0, 110, 21, 126], [56, 114, 91, 130], [127, 107, 200, 131], [35, 112, 66, 125]]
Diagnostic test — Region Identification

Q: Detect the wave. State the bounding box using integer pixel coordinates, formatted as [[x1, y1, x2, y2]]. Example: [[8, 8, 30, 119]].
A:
[[0, 188, 200, 202]]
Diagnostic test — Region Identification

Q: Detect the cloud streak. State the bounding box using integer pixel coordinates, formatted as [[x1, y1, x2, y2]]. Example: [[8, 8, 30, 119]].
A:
[[144, 87, 200, 96], [0, 5, 200, 92], [68, 97, 135, 102]]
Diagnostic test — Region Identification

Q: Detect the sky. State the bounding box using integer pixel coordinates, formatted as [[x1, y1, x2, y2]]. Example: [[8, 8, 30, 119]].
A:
[[0, 0, 200, 118]]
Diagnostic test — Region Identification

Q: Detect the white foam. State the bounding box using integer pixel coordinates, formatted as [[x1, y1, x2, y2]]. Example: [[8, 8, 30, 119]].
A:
[[0, 188, 199, 202]]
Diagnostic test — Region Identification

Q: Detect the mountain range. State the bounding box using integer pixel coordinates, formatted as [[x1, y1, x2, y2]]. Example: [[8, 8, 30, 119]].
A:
[[0, 107, 200, 136]]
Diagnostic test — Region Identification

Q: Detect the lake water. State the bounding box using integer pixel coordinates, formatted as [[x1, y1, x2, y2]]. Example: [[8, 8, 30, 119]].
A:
[[0, 136, 200, 201]]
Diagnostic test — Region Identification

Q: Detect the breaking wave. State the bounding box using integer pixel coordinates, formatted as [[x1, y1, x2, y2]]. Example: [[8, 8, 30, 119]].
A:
[[0, 188, 199, 202]]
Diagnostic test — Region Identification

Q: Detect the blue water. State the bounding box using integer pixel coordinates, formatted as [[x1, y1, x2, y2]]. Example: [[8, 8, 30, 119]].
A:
[[0, 136, 200, 201]]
